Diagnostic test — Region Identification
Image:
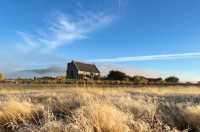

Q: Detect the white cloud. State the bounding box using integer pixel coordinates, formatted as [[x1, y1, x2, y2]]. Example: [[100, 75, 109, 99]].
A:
[[16, 31, 41, 53], [17, 11, 113, 52], [92, 52, 200, 62]]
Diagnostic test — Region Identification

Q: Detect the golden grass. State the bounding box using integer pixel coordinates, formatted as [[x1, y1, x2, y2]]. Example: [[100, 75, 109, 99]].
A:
[[127, 86, 200, 95], [76, 101, 130, 132], [0, 98, 44, 131], [0, 86, 199, 131], [0, 85, 200, 95], [178, 104, 200, 127]]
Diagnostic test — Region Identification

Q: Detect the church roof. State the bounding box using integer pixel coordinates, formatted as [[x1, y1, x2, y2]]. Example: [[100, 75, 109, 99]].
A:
[[73, 61, 100, 73]]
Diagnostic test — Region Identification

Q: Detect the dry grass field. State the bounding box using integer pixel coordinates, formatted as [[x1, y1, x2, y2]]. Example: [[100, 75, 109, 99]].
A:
[[0, 85, 199, 132]]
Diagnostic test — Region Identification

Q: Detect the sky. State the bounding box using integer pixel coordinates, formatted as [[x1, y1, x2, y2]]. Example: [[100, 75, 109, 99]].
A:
[[1, 0, 200, 81]]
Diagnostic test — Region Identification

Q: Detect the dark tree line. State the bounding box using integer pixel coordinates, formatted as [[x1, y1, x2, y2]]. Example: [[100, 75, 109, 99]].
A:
[[106, 70, 179, 84]]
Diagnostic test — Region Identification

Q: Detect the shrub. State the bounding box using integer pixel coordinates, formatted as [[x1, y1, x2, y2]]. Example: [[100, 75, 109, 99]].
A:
[[165, 76, 179, 84], [107, 70, 129, 81], [146, 77, 164, 84], [130, 76, 148, 84]]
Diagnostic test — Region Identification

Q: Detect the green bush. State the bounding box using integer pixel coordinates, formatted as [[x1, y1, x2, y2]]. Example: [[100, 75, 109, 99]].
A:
[[107, 70, 129, 81], [165, 76, 179, 84], [131, 76, 148, 84]]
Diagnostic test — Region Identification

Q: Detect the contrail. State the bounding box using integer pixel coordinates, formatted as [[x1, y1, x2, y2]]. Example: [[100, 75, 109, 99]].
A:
[[91, 52, 200, 62]]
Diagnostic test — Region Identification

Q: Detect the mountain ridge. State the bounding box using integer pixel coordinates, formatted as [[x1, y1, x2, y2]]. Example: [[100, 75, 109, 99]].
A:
[[7, 66, 66, 79]]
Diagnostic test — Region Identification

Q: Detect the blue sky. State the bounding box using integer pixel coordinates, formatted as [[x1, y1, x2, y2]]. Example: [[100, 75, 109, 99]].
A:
[[1, 0, 200, 81]]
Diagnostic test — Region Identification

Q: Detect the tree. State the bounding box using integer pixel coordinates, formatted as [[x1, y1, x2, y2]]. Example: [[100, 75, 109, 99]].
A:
[[0, 73, 4, 81], [107, 70, 129, 80], [165, 76, 179, 84], [147, 77, 163, 84], [130, 76, 148, 84]]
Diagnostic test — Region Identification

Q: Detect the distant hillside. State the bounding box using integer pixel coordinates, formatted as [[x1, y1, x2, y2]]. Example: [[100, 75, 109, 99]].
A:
[[8, 66, 66, 79]]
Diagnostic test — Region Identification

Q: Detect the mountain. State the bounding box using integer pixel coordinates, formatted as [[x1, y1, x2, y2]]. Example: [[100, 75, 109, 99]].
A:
[[7, 66, 66, 79]]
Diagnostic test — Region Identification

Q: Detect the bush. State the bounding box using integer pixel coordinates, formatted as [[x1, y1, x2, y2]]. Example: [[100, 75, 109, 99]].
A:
[[130, 76, 148, 84], [165, 76, 179, 84], [107, 70, 129, 81], [147, 77, 164, 84]]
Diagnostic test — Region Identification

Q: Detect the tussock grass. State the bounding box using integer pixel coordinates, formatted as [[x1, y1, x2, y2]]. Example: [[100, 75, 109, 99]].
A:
[[0, 86, 199, 131], [72, 101, 130, 132], [179, 104, 200, 129], [0, 85, 200, 95], [0, 98, 44, 131]]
